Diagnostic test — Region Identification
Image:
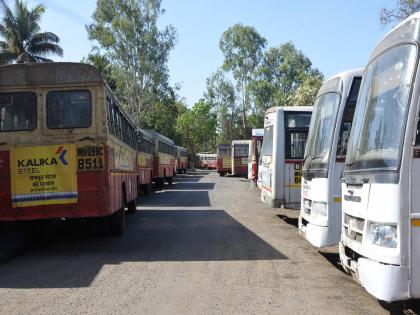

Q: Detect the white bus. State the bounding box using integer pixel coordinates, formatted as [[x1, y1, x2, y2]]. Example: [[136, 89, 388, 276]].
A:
[[299, 69, 363, 247], [260, 106, 312, 209], [339, 13, 420, 301], [248, 128, 264, 183]]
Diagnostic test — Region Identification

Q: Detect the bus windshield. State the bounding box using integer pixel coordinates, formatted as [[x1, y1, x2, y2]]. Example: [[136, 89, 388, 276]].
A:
[[304, 93, 340, 171], [218, 147, 230, 157], [262, 125, 273, 156], [234, 145, 249, 157], [346, 44, 417, 172]]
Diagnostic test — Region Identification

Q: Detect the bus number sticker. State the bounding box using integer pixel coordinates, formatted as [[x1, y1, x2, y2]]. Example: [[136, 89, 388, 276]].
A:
[[77, 145, 105, 171], [10, 145, 78, 207], [294, 164, 302, 184]]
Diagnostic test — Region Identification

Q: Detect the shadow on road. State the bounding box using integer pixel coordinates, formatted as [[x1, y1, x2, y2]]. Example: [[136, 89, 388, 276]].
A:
[[170, 182, 215, 191], [0, 209, 287, 288], [277, 215, 298, 228], [141, 190, 211, 207], [318, 251, 347, 275]]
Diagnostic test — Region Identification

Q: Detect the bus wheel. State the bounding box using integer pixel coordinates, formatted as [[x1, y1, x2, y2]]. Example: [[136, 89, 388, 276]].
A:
[[108, 208, 125, 236], [127, 199, 137, 215], [167, 176, 173, 186], [183, 168, 187, 174], [143, 182, 152, 194], [155, 178, 164, 188]]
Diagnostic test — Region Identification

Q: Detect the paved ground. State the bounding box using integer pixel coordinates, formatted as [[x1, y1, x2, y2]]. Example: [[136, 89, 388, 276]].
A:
[[0, 170, 418, 314]]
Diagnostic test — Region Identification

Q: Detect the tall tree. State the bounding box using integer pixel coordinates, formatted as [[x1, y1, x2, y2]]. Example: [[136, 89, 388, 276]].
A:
[[380, 0, 420, 27], [0, 0, 63, 64], [87, 0, 177, 125], [249, 42, 323, 122], [219, 24, 266, 135], [205, 70, 238, 143], [176, 100, 217, 154]]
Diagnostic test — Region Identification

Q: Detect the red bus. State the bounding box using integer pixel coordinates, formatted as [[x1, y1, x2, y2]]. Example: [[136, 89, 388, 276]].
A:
[[147, 130, 175, 187], [231, 140, 252, 177], [175, 146, 188, 174], [137, 129, 154, 193], [0, 62, 139, 235], [216, 144, 231, 176]]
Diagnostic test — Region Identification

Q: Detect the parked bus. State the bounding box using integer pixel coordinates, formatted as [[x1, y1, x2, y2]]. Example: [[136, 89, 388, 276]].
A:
[[249, 128, 264, 185], [231, 140, 252, 177], [146, 130, 175, 188], [339, 13, 420, 302], [0, 62, 139, 235], [176, 146, 188, 174], [217, 144, 232, 176], [137, 128, 154, 194], [298, 69, 363, 248], [260, 106, 312, 209], [197, 153, 217, 169]]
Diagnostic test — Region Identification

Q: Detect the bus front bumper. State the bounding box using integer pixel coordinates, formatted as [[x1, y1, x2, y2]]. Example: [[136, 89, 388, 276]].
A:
[[339, 242, 409, 301], [299, 219, 331, 248]]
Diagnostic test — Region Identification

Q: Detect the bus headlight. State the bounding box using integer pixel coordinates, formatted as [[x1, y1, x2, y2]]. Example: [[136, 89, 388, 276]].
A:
[[366, 223, 397, 248], [312, 202, 327, 217]]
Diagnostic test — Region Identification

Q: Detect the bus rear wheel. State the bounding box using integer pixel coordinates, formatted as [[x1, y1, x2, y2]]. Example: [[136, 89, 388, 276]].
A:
[[166, 176, 173, 186], [142, 182, 152, 194], [108, 208, 125, 236], [155, 178, 164, 188], [127, 199, 137, 215]]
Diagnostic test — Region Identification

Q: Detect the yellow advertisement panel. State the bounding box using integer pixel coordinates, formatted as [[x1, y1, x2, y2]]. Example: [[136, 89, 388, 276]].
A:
[[138, 153, 150, 168], [10, 145, 78, 207], [222, 157, 232, 168]]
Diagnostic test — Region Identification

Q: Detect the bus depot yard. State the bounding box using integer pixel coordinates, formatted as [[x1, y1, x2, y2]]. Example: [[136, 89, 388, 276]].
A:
[[4, 5, 420, 315], [0, 170, 413, 315]]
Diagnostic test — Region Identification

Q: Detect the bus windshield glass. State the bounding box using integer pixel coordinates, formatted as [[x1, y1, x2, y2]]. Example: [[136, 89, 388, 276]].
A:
[[262, 125, 273, 156], [304, 93, 340, 170], [218, 147, 230, 157], [47, 90, 92, 129], [346, 44, 417, 172], [0, 92, 37, 132], [234, 144, 249, 157]]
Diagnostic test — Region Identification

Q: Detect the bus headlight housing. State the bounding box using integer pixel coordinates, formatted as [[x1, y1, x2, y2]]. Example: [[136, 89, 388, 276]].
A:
[[312, 202, 327, 217], [366, 223, 397, 248]]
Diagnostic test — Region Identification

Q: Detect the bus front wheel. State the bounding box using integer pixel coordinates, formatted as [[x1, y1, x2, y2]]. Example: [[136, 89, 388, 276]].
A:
[[167, 176, 173, 186], [109, 208, 125, 236], [127, 199, 137, 215]]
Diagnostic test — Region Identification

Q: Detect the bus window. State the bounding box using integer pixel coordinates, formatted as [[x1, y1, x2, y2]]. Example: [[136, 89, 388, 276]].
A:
[[47, 90, 92, 129], [234, 145, 249, 157], [287, 131, 308, 159], [336, 78, 361, 159], [262, 125, 274, 156], [287, 113, 312, 128], [0, 92, 36, 131]]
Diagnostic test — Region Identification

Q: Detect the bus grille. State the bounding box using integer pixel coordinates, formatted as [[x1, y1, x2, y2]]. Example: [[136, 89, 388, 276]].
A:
[[343, 214, 365, 243]]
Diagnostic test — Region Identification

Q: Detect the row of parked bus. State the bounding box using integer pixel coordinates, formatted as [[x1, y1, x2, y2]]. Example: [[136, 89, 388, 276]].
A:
[[254, 13, 420, 302], [0, 62, 188, 236]]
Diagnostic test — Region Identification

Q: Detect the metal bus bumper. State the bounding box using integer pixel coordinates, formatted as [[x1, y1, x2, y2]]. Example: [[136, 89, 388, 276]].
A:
[[339, 242, 409, 301], [299, 219, 331, 248]]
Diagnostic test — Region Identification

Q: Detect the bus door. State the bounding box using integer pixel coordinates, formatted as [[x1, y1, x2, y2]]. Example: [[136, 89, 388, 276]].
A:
[[284, 113, 310, 208]]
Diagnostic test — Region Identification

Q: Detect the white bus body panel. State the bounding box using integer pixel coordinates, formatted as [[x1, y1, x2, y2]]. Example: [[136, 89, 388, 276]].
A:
[[299, 69, 363, 247]]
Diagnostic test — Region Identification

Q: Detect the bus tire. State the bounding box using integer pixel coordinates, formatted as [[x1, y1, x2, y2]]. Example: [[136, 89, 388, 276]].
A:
[[143, 182, 152, 194], [109, 208, 125, 236], [183, 168, 187, 174], [167, 176, 173, 186], [127, 199, 137, 215], [155, 178, 164, 188]]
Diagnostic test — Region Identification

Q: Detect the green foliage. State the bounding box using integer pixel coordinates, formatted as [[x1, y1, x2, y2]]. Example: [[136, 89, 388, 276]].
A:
[[176, 100, 217, 154], [291, 71, 323, 106], [219, 24, 266, 134], [87, 0, 177, 125], [380, 0, 420, 27], [81, 48, 117, 90], [0, 0, 63, 64]]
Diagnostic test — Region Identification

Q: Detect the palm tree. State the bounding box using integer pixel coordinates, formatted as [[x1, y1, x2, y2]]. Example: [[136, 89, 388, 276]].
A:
[[0, 0, 63, 64]]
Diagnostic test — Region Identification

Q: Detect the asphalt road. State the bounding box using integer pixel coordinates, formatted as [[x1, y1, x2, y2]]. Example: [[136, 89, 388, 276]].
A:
[[0, 170, 417, 314]]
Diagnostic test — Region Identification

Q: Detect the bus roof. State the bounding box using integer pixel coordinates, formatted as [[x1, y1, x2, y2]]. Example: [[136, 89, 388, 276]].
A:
[[232, 140, 252, 145], [217, 143, 231, 148], [137, 128, 153, 141], [265, 106, 313, 114], [0, 62, 103, 87], [252, 128, 264, 137], [144, 129, 175, 145], [175, 145, 188, 152], [369, 13, 420, 62], [318, 68, 364, 97]]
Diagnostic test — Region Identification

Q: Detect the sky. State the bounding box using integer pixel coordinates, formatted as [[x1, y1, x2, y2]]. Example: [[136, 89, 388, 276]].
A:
[[3, 0, 397, 106]]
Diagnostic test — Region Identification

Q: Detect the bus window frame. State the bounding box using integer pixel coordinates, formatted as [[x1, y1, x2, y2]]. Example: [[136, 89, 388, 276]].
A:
[[46, 89, 93, 130], [284, 112, 311, 160], [0, 91, 38, 132]]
